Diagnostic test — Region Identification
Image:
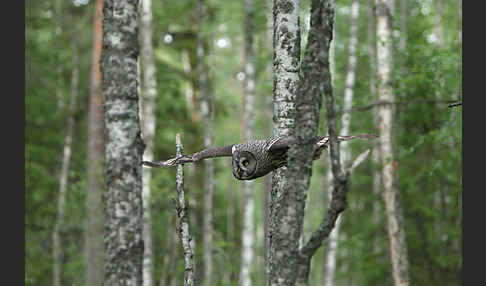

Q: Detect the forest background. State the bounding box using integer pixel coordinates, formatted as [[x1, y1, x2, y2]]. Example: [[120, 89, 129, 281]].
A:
[[25, 0, 462, 285]]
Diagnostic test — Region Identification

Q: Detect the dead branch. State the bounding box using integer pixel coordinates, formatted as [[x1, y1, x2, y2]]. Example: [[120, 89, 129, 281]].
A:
[[174, 134, 195, 286], [347, 149, 371, 175], [339, 99, 458, 114], [448, 101, 462, 108]]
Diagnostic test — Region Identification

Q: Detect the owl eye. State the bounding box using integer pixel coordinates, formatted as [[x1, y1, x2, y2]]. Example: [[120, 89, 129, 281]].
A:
[[239, 158, 249, 169], [234, 151, 257, 179]]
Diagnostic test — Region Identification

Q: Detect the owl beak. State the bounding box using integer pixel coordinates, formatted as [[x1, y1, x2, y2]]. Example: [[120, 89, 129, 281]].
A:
[[232, 161, 242, 180]]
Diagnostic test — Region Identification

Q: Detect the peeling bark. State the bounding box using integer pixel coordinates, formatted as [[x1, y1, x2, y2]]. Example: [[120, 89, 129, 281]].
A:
[[101, 0, 145, 285]]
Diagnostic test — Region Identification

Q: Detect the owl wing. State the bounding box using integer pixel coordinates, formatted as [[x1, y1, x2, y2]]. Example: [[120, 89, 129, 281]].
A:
[[143, 144, 234, 168]]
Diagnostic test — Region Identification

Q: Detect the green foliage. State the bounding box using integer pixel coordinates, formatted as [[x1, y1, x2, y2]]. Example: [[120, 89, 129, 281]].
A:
[[26, 0, 461, 285]]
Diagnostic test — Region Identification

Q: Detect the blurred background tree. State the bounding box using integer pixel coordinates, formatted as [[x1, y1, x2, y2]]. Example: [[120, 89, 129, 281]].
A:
[[25, 0, 461, 285]]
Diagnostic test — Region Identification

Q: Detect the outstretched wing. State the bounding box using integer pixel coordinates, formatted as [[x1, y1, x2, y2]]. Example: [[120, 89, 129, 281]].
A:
[[142, 144, 234, 168]]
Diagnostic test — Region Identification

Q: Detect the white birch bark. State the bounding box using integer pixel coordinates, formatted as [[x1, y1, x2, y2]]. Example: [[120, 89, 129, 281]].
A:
[[240, 0, 256, 285], [52, 24, 78, 286], [197, 1, 214, 284], [101, 0, 145, 284], [376, 1, 410, 285], [181, 50, 198, 123], [323, 159, 341, 286], [269, 0, 300, 283], [262, 1, 273, 277], [223, 164, 236, 285], [53, 0, 64, 110], [366, 0, 383, 255], [323, 2, 358, 285], [140, 0, 158, 285]]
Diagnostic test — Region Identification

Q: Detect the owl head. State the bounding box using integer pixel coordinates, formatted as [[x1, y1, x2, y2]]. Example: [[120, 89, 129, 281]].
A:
[[231, 145, 258, 180]]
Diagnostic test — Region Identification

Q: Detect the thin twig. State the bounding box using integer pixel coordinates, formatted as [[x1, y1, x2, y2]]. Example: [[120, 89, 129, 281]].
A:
[[174, 134, 195, 286], [339, 99, 458, 114], [448, 101, 462, 108]]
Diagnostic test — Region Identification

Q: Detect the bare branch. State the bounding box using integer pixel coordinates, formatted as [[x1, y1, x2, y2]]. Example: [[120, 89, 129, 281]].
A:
[[448, 101, 462, 108], [301, 149, 370, 258], [339, 99, 458, 114], [174, 134, 195, 286], [347, 149, 371, 175], [142, 144, 233, 168]]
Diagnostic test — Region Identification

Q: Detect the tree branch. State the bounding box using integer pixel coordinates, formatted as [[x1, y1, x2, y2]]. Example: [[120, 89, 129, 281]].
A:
[[174, 134, 195, 286], [300, 149, 371, 258], [448, 101, 462, 108], [339, 99, 458, 114]]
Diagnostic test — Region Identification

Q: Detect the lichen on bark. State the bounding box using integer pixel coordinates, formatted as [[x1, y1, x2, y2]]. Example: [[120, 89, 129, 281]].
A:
[[101, 1, 145, 285]]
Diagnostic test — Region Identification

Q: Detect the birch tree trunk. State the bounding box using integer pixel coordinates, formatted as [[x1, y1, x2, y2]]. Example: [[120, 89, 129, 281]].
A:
[[399, 0, 407, 52], [322, 158, 341, 286], [181, 49, 198, 123], [433, 0, 447, 245], [140, 0, 158, 284], [375, 1, 410, 285], [269, 0, 337, 284], [52, 18, 78, 286], [323, 2, 359, 285], [197, 1, 214, 285], [53, 0, 64, 110], [223, 164, 236, 285], [84, 0, 104, 285], [101, 0, 145, 285], [367, 0, 382, 253], [263, 1, 273, 276], [159, 227, 178, 286], [268, 1, 301, 284], [240, 0, 256, 285]]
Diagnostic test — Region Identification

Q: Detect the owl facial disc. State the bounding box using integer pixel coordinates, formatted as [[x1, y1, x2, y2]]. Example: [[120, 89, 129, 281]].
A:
[[232, 150, 257, 180]]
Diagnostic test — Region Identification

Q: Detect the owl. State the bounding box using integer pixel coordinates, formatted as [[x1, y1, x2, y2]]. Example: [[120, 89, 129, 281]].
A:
[[143, 134, 376, 180]]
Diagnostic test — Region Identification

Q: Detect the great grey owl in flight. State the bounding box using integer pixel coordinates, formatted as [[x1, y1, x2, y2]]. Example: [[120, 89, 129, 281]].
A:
[[142, 134, 376, 180]]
